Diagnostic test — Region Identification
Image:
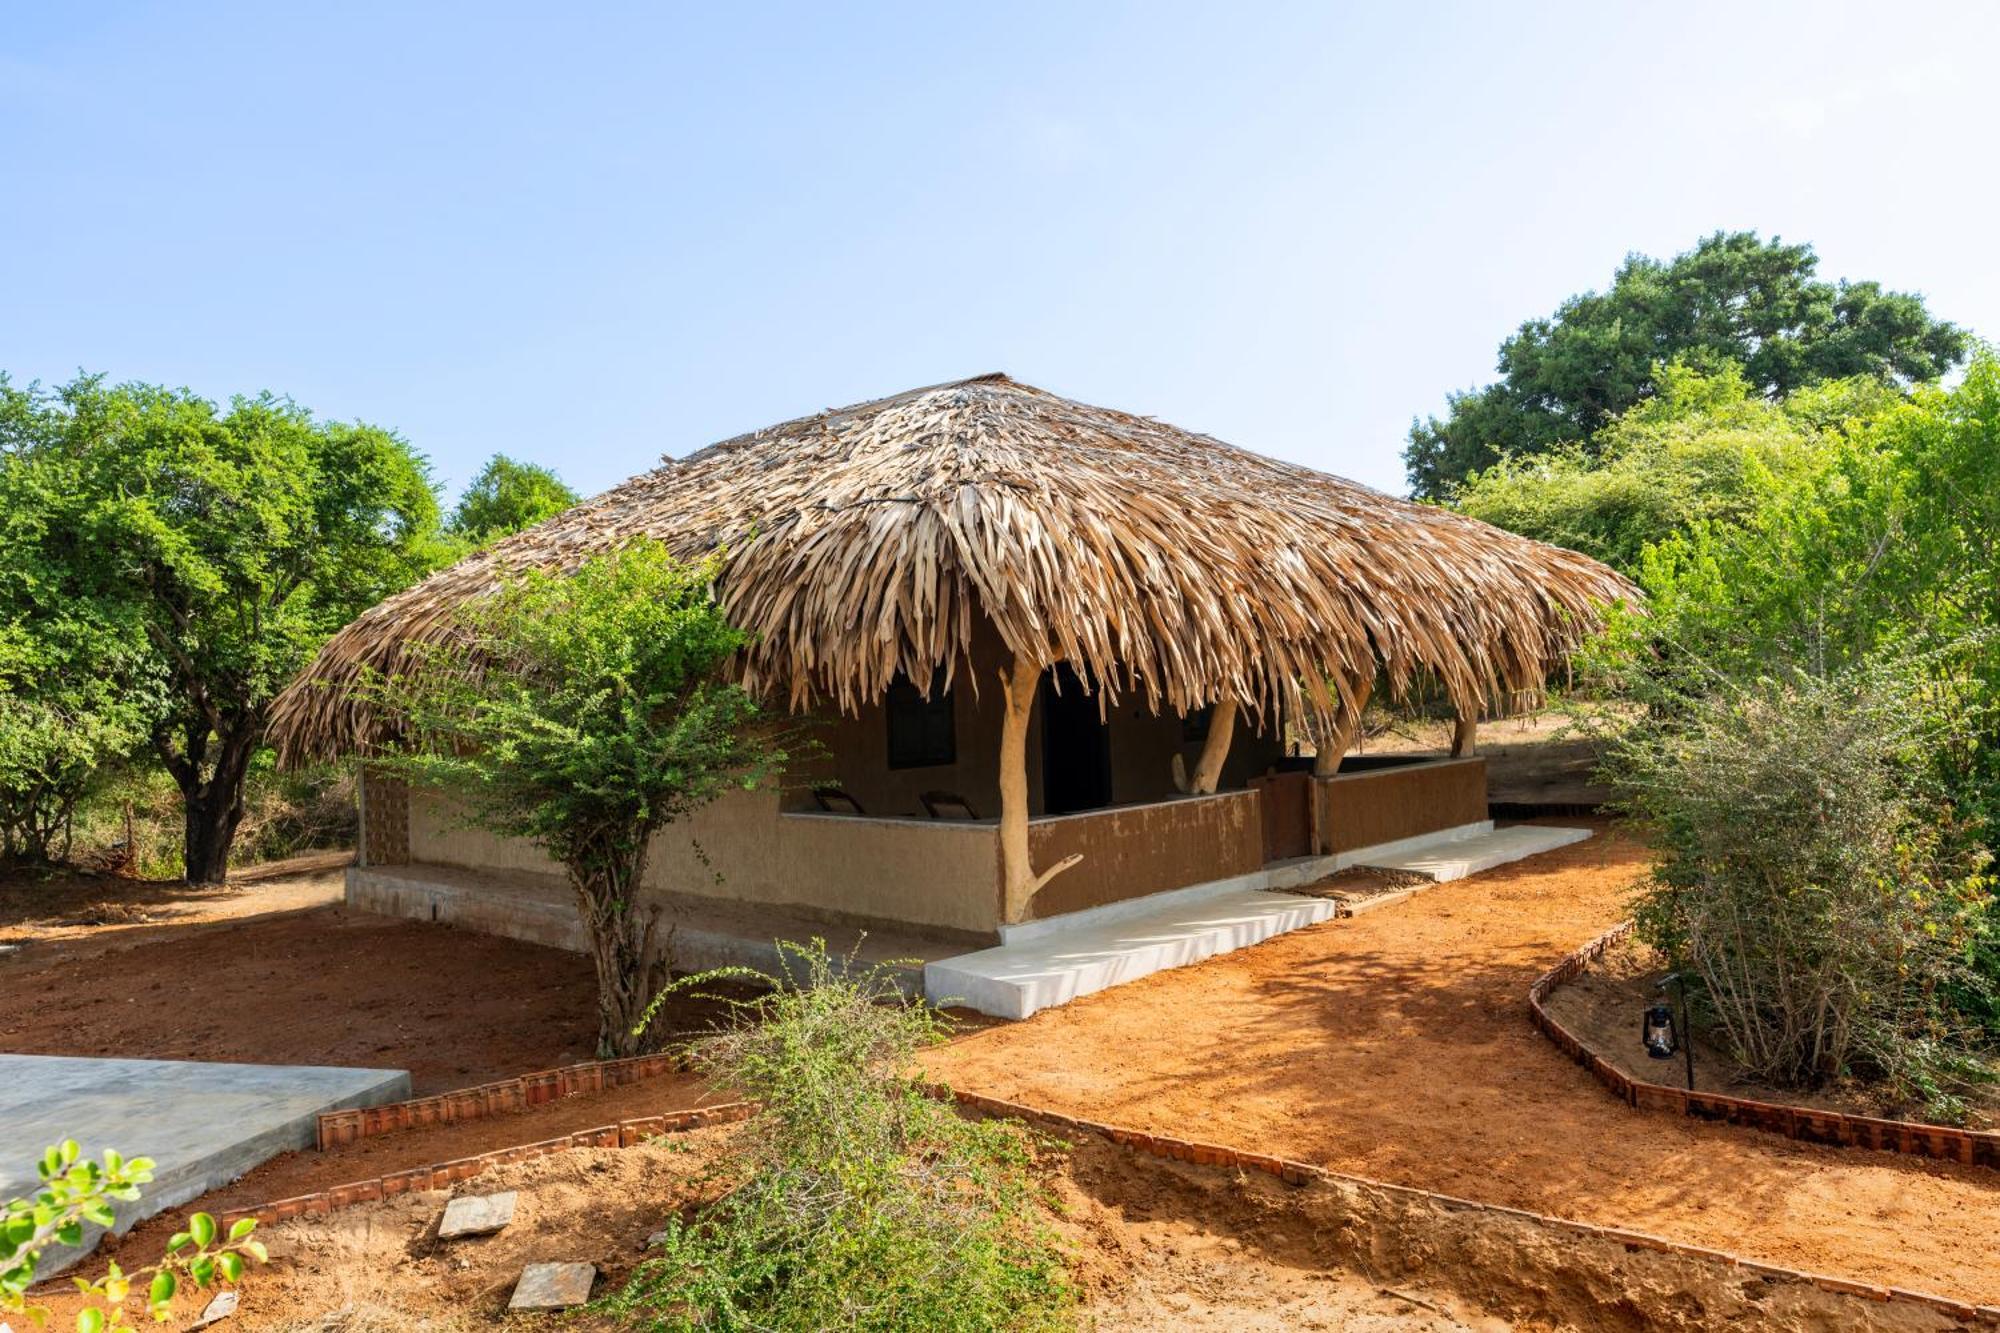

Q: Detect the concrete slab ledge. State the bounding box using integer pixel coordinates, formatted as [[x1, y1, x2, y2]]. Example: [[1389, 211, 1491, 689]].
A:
[[936, 823, 1591, 1020]]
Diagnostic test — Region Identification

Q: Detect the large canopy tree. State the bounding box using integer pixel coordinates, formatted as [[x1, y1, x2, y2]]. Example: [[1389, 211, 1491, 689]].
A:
[[448, 453, 579, 544], [5, 375, 443, 882], [1405, 231, 1968, 498]]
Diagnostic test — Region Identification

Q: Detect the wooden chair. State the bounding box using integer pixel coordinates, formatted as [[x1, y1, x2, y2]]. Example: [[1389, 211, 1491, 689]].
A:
[[919, 789, 979, 820], [812, 786, 865, 815]]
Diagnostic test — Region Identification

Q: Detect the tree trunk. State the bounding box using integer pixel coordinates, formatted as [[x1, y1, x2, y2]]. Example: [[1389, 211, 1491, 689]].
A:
[[572, 836, 671, 1057], [178, 721, 260, 885], [1188, 697, 1237, 795], [1451, 712, 1478, 758], [1313, 674, 1374, 778], [997, 653, 1081, 924]]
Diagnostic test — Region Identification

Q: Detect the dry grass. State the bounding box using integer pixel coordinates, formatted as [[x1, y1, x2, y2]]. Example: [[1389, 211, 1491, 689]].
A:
[[272, 374, 1633, 762]]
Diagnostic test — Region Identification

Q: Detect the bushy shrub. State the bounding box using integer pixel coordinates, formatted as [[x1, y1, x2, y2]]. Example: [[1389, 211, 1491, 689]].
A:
[[1609, 652, 1995, 1113], [607, 943, 1075, 1332]]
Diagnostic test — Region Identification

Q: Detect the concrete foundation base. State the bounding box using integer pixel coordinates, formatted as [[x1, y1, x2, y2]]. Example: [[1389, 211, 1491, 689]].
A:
[[346, 864, 967, 995], [0, 1054, 409, 1273]]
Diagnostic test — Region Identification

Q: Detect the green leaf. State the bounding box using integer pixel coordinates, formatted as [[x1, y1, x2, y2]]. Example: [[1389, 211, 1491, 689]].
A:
[[187, 1213, 215, 1248], [76, 1309, 105, 1333], [147, 1270, 175, 1307], [226, 1217, 256, 1241], [216, 1253, 242, 1283]]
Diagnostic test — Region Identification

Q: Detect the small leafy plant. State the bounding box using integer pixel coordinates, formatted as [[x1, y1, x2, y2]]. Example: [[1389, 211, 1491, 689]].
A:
[[2, 1141, 265, 1330], [606, 942, 1076, 1331]]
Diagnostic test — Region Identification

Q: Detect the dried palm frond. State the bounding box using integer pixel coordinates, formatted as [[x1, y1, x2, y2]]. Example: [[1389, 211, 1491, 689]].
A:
[[271, 374, 1635, 764]]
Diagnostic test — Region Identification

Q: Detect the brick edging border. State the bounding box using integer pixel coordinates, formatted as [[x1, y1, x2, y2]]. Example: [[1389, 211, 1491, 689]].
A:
[[237, 1083, 1995, 1323], [316, 1052, 686, 1150], [1529, 923, 2000, 1169], [222, 1101, 756, 1229]]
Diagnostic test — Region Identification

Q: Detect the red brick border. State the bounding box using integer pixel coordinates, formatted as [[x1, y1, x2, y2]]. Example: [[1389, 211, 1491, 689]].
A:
[[234, 1084, 1996, 1323], [224, 1100, 755, 1229], [316, 1052, 686, 1150], [1529, 923, 2000, 1169]]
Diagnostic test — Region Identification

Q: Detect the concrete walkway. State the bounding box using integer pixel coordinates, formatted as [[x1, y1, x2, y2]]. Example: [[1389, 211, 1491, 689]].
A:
[[927, 824, 1591, 1019], [0, 1054, 408, 1270]]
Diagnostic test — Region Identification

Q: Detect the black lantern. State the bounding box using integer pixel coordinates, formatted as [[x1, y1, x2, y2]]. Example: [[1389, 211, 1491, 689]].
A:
[[1642, 1002, 1678, 1059]]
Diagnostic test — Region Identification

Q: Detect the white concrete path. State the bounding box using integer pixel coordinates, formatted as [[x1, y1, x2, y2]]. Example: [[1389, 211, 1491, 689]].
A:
[[0, 1054, 408, 1271], [926, 823, 1590, 1019]]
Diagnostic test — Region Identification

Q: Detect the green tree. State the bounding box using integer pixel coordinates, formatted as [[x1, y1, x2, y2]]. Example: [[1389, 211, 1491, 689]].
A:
[[1406, 231, 1967, 497], [366, 540, 789, 1055], [1453, 362, 1890, 572], [2, 375, 444, 883], [448, 453, 578, 543]]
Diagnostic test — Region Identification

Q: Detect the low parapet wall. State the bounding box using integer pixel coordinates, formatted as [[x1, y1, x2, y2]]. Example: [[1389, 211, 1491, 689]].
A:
[[1529, 923, 2000, 1169]]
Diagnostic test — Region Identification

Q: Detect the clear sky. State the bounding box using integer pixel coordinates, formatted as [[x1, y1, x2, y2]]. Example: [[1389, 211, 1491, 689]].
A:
[[5, 2, 1995, 501]]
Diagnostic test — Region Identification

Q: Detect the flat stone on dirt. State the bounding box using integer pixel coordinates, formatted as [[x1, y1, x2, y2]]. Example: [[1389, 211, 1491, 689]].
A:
[[438, 1190, 517, 1239], [508, 1262, 596, 1310], [192, 1289, 239, 1326]]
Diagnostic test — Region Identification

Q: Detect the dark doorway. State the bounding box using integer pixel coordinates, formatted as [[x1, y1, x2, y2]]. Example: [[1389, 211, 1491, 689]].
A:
[[1040, 663, 1113, 814]]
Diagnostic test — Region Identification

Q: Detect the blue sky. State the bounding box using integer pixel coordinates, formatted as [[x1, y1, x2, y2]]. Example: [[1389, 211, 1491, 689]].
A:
[[4, 2, 1994, 501]]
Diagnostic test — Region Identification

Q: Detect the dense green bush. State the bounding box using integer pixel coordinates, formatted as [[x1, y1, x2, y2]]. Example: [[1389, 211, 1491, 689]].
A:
[[1608, 652, 1994, 1114], [607, 943, 1075, 1332]]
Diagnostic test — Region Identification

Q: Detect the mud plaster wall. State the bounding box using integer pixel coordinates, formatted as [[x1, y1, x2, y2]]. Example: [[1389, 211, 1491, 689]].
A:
[[403, 782, 1003, 937], [1025, 789, 1263, 920], [1316, 757, 1487, 853]]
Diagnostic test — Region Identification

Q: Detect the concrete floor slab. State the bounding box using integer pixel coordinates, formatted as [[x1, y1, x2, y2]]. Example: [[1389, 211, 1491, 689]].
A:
[[927, 823, 1593, 1019], [0, 1054, 409, 1271], [926, 888, 1342, 1020], [1361, 823, 1592, 882]]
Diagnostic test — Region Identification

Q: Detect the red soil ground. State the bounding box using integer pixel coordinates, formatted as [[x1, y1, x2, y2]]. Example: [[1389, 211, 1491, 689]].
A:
[[0, 867, 609, 1092], [925, 819, 2000, 1305]]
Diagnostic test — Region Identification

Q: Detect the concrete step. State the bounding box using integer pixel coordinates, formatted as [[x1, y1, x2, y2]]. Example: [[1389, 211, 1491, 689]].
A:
[[1358, 822, 1591, 882], [926, 823, 1592, 1020], [925, 887, 1340, 1020]]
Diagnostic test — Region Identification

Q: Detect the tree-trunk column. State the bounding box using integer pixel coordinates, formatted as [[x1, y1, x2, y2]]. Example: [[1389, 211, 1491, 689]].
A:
[[1188, 697, 1237, 795], [1313, 674, 1374, 778], [1451, 711, 1479, 757], [997, 653, 1080, 925]]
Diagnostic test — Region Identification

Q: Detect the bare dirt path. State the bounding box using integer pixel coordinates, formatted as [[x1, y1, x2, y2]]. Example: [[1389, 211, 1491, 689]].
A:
[[926, 820, 2000, 1304]]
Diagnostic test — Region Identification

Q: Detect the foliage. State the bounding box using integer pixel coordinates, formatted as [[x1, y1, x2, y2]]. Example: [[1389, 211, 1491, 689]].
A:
[[608, 942, 1075, 1332], [365, 539, 789, 1055], [0, 373, 444, 882], [1632, 353, 2000, 743], [1407, 231, 1968, 497], [2, 1140, 265, 1330], [447, 453, 578, 545], [1454, 363, 1895, 573], [1608, 652, 1994, 1113]]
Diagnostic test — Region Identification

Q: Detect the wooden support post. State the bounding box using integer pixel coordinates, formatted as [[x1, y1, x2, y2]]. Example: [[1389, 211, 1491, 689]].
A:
[[1188, 697, 1237, 795], [998, 654, 1081, 924], [1313, 674, 1374, 778], [1451, 711, 1478, 757]]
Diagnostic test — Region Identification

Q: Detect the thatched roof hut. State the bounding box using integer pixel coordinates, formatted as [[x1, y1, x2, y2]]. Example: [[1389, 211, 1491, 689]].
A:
[[272, 372, 1632, 767]]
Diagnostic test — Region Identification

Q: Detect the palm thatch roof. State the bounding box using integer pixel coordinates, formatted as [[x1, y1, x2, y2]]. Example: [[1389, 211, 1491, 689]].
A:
[[271, 373, 1635, 764]]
